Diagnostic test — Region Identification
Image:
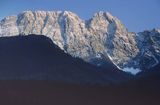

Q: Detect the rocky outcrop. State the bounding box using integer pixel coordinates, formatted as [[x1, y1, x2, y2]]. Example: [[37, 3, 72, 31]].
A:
[[0, 11, 159, 74], [136, 29, 160, 70]]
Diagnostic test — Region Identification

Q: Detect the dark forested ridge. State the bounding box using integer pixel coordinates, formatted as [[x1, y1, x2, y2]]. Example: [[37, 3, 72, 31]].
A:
[[0, 34, 131, 85]]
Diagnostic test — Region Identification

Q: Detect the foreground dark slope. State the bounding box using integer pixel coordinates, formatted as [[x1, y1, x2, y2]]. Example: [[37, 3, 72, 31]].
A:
[[0, 80, 159, 105], [0, 34, 131, 85]]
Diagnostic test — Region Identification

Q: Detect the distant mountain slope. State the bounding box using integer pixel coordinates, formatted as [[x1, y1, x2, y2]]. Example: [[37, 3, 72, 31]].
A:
[[0, 34, 131, 85], [0, 11, 160, 74]]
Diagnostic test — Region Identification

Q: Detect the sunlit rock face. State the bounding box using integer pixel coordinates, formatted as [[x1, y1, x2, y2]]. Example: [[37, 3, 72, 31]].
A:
[[0, 11, 159, 74]]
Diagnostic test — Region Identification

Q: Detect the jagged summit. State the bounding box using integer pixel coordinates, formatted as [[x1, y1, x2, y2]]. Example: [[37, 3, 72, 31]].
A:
[[0, 10, 160, 75]]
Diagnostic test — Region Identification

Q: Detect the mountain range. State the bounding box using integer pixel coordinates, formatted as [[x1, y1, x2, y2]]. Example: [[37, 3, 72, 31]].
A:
[[0, 10, 159, 76], [0, 10, 160, 105]]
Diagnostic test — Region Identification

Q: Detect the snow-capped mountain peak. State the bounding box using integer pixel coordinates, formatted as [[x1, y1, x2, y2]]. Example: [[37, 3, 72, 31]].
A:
[[0, 11, 160, 75]]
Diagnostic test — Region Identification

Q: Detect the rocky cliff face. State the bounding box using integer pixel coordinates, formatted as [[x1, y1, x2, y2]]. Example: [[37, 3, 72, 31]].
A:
[[136, 29, 160, 70], [0, 11, 159, 74]]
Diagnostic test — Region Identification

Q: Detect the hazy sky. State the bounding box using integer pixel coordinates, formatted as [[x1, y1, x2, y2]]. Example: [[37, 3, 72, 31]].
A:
[[0, 0, 160, 32]]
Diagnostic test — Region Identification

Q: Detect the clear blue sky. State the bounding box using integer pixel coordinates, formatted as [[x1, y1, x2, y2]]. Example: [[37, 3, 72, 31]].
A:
[[0, 0, 160, 32]]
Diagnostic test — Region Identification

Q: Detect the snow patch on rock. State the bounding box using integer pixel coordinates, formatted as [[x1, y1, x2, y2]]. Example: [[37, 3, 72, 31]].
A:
[[122, 67, 141, 75]]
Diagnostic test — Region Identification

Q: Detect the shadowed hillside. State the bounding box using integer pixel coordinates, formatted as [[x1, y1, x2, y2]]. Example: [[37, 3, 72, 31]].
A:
[[0, 34, 131, 85], [134, 64, 160, 89]]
